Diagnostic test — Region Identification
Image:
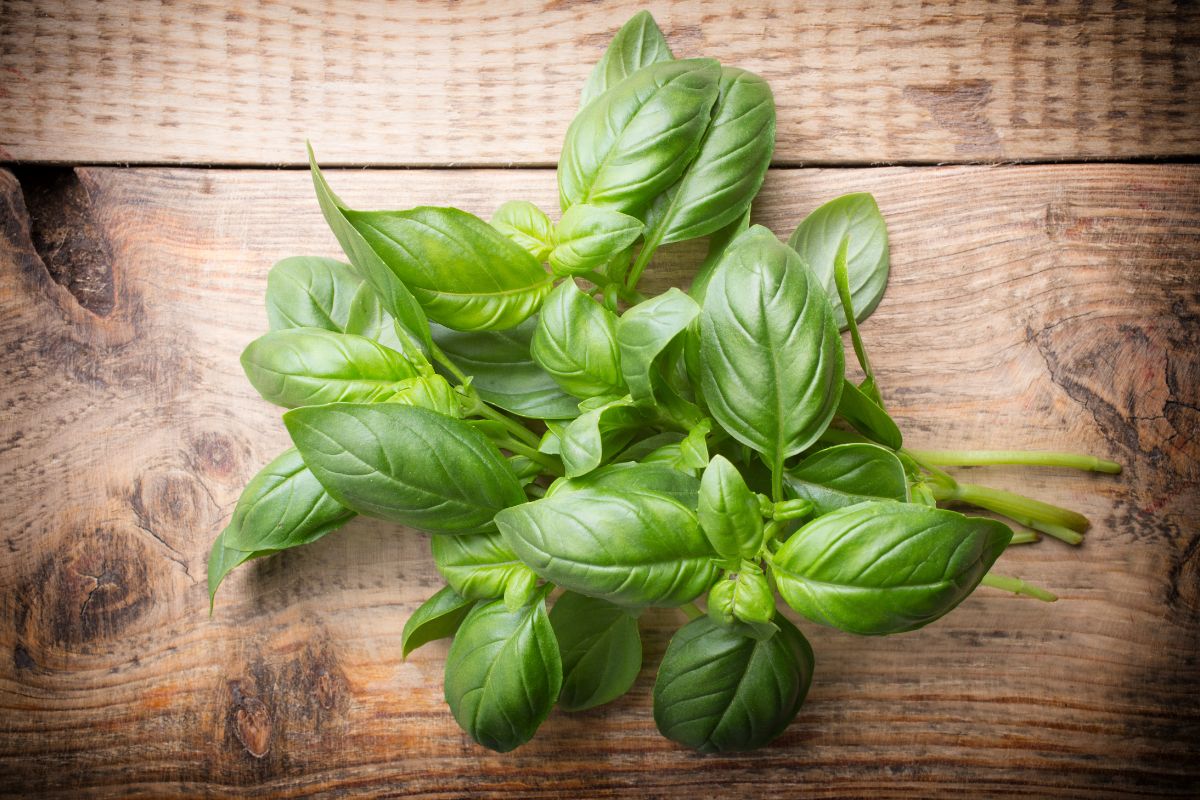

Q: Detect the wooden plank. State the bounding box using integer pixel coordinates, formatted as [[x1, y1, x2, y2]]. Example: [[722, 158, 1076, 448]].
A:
[[0, 163, 1197, 797], [1, 0, 1198, 166]]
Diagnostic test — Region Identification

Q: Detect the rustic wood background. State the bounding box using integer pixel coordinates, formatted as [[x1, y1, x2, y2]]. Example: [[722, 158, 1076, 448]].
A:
[[1, 1, 1198, 798]]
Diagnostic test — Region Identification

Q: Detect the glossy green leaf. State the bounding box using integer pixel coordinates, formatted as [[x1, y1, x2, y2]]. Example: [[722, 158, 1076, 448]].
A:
[[787, 193, 889, 328], [689, 206, 751, 304], [707, 563, 775, 626], [207, 531, 265, 610], [653, 615, 813, 753], [547, 461, 700, 508], [531, 281, 625, 399], [699, 226, 845, 471], [550, 591, 642, 711], [432, 530, 537, 601], [402, 586, 475, 658], [558, 396, 644, 478], [550, 204, 644, 276], [265, 256, 402, 350], [559, 59, 722, 216], [579, 10, 673, 108], [385, 374, 461, 418], [444, 597, 561, 753], [698, 455, 764, 562], [491, 200, 554, 262], [772, 502, 1013, 635], [617, 288, 700, 404], [495, 486, 719, 607], [785, 443, 908, 516], [284, 403, 524, 534], [837, 378, 903, 450], [676, 419, 711, 472]]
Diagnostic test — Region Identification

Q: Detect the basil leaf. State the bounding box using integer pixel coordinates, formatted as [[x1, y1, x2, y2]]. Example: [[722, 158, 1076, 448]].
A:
[[559, 59, 722, 216], [653, 615, 813, 753], [402, 586, 475, 658], [707, 563, 776, 626], [772, 502, 1013, 635], [689, 205, 751, 304], [385, 374, 461, 418], [837, 378, 903, 450], [344, 206, 553, 331], [699, 226, 845, 471], [676, 419, 711, 472], [444, 597, 561, 753], [547, 462, 700, 508], [617, 288, 700, 404], [698, 455, 764, 562], [495, 486, 719, 607], [612, 431, 685, 463], [531, 281, 625, 400], [431, 319, 578, 420], [550, 592, 642, 711], [284, 403, 524, 534], [787, 193, 889, 329], [549, 204, 644, 276], [558, 397, 644, 478], [241, 328, 420, 408], [432, 530, 537, 601], [579, 10, 673, 108], [785, 443, 908, 516], [490, 200, 553, 262], [265, 256, 397, 347], [207, 530, 263, 609]]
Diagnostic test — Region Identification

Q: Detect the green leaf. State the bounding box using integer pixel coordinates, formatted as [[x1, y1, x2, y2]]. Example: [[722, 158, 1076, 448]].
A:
[[771, 502, 1013, 635], [558, 396, 644, 478], [284, 403, 524, 534], [676, 419, 711, 472], [707, 563, 776, 626], [491, 200, 554, 262], [698, 455, 764, 562], [496, 486, 719, 608], [549, 204, 644, 276], [785, 443, 908, 516], [653, 615, 813, 753], [616, 288, 700, 404], [265, 256, 403, 350], [444, 597, 561, 753], [579, 10, 673, 108], [689, 205, 751, 304], [787, 193, 889, 329], [699, 226, 845, 471], [432, 530, 537, 601], [531, 281, 625, 400], [547, 461, 700, 508], [431, 318, 578, 420], [385, 374, 461, 418], [559, 59, 722, 216], [207, 530, 264, 610], [240, 328, 420, 408], [550, 592, 642, 711], [345, 205, 554, 331], [402, 586, 475, 658], [836, 378, 903, 450]]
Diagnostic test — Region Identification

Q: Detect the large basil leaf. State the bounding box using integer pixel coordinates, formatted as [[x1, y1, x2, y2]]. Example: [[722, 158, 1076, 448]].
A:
[[707, 563, 775, 626], [772, 502, 1013, 635], [265, 256, 399, 349], [579, 10, 673, 107], [698, 455, 764, 562], [344, 206, 553, 331], [653, 616, 813, 753], [785, 443, 908, 516], [283, 404, 524, 534], [531, 281, 625, 399], [787, 193, 889, 329], [432, 530, 536, 601], [431, 319, 578, 419], [699, 226, 844, 471], [402, 586, 475, 658], [558, 396, 644, 478], [549, 204, 644, 276], [547, 461, 700, 508], [550, 592, 642, 711], [617, 288, 700, 404], [444, 597, 561, 753], [559, 59, 722, 216], [837, 378, 903, 450], [495, 486, 719, 607], [308, 146, 431, 350], [241, 328, 420, 408], [490, 200, 554, 262]]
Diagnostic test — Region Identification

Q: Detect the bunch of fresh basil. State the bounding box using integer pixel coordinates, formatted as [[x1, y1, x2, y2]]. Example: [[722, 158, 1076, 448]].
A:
[[209, 12, 1119, 754]]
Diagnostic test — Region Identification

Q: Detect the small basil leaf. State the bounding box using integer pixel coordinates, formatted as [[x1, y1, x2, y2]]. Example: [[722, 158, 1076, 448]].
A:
[[787, 193, 889, 329], [772, 502, 1013, 635], [689, 205, 751, 304], [579, 10, 673, 108], [550, 591, 642, 711], [207, 530, 264, 609], [444, 597, 561, 753], [547, 462, 700, 509], [284, 403, 524, 534], [785, 443, 908, 515], [386, 374, 461, 418], [558, 397, 644, 478], [676, 419, 711, 471], [698, 455, 764, 561], [653, 615, 814, 753], [531, 281, 625, 400], [699, 226, 845, 471], [496, 486, 719, 608], [490, 200, 554, 262], [559, 59, 722, 216], [402, 586, 475, 658], [617, 288, 700, 404], [707, 563, 775, 626], [432, 530, 536, 601], [549, 204, 644, 276], [612, 431, 685, 464], [837, 378, 903, 450]]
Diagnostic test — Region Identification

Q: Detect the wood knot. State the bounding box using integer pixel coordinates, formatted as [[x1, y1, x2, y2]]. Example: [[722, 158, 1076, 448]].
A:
[[189, 431, 242, 481], [231, 684, 273, 759]]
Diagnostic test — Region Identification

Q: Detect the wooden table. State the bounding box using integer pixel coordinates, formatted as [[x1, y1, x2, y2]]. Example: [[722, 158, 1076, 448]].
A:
[[1, 2, 1197, 797]]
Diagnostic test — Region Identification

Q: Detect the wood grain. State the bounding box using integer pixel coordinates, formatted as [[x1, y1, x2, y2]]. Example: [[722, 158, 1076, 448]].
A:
[[1, 0, 1198, 166], [0, 164, 1197, 797]]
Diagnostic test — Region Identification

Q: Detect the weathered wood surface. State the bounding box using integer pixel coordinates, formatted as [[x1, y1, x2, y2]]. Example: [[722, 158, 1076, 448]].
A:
[[2, 0, 1198, 166], [0, 164, 1197, 797]]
